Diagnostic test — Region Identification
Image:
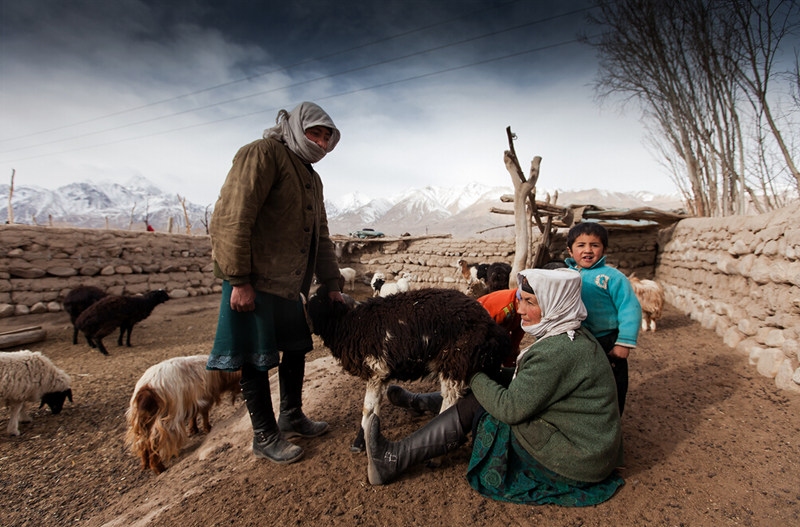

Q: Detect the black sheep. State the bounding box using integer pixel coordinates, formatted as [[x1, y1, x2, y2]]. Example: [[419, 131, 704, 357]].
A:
[[63, 285, 108, 345], [306, 284, 509, 451], [486, 262, 512, 292], [75, 290, 170, 355]]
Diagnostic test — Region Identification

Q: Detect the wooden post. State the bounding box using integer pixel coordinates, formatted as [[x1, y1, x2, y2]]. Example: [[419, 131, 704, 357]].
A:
[[177, 194, 192, 235], [7, 169, 14, 225]]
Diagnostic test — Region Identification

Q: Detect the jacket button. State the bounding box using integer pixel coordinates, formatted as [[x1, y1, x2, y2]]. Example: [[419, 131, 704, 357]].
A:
[[295, 270, 301, 275], [304, 227, 310, 232], [305, 183, 311, 189], [306, 205, 312, 210], [300, 248, 306, 254]]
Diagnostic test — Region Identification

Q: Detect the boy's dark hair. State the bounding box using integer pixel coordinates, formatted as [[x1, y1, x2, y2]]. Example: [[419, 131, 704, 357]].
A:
[[566, 222, 609, 249]]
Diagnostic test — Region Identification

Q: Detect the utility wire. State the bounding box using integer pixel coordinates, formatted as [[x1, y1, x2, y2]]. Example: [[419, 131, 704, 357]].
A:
[[2, 35, 593, 164], [0, 5, 596, 155], [1, 0, 529, 142]]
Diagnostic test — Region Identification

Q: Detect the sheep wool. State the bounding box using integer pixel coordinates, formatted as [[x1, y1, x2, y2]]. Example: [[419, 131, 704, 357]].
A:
[[1, 350, 72, 436]]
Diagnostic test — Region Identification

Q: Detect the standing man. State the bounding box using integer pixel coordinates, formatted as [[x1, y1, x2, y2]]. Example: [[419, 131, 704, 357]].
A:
[[207, 102, 344, 464]]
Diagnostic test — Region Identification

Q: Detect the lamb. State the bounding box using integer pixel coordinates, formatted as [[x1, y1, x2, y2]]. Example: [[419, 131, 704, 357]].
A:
[[339, 267, 357, 291], [629, 276, 665, 332], [306, 284, 510, 452], [125, 355, 241, 474], [1, 350, 73, 436], [63, 285, 108, 345], [75, 289, 171, 355], [376, 272, 412, 298], [486, 262, 512, 292]]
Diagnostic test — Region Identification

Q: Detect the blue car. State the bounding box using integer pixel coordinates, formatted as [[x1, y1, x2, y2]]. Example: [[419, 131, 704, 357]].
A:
[[349, 228, 385, 239]]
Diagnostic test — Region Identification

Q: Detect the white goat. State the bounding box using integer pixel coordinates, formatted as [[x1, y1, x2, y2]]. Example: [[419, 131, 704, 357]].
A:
[[1, 350, 73, 436], [629, 276, 665, 331], [339, 267, 357, 291]]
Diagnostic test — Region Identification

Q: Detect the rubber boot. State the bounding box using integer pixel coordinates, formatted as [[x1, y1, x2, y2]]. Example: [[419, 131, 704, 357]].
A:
[[365, 404, 466, 485], [277, 355, 329, 439], [386, 385, 443, 417], [240, 368, 304, 464]]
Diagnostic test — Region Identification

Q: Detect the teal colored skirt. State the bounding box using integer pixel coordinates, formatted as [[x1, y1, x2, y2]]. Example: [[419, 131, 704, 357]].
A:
[[206, 282, 313, 372], [466, 414, 624, 506]]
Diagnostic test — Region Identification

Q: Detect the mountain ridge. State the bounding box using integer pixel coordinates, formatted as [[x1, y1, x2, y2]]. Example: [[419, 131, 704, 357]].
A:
[[1, 179, 684, 238]]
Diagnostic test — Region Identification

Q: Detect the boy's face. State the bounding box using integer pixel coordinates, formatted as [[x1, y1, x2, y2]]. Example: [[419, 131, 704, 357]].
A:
[[568, 233, 605, 269]]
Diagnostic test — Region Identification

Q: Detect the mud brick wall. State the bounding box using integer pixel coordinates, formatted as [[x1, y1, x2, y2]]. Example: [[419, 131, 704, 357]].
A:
[[655, 206, 800, 393], [0, 225, 221, 317]]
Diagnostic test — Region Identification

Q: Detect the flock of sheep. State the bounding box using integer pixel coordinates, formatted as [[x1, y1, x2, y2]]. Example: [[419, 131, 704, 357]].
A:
[[1, 259, 664, 475]]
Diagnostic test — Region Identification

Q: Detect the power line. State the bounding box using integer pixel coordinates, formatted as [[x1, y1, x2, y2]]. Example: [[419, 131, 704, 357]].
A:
[[1, 35, 592, 164], [0, 5, 596, 155], [0, 0, 528, 142]]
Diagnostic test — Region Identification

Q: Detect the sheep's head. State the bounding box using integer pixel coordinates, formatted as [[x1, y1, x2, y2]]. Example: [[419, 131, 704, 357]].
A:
[[305, 284, 351, 337], [40, 389, 73, 414], [148, 289, 170, 304]]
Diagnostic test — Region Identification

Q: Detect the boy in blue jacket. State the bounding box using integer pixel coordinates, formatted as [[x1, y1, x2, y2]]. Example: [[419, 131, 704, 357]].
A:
[[566, 222, 641, 415]]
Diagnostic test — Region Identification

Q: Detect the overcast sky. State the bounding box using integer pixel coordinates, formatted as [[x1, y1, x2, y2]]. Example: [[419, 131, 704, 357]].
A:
[[0, 0, 677, 205]]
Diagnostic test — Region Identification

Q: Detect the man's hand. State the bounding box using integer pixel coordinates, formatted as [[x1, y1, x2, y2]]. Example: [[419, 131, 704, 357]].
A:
[[230, 283, 256, 312], [608, 345, 631, 359]]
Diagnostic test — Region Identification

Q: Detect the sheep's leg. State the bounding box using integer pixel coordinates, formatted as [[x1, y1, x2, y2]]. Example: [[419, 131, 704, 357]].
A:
[[96, 338, 110, 356], [7, 403, 22, 436], [353, 378, 385, 452], [439, 378, 466, 413], [125, 325, 133, 347], [72, 326, 79, 345], [19, 409, 31, 423]]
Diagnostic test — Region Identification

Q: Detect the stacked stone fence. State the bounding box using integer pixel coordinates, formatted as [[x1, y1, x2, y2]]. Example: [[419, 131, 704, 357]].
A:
[[0, 225, 220, 317], [6, 214, 797, 393], [655, 206, 800, 393], [332, 227, 659, 289]]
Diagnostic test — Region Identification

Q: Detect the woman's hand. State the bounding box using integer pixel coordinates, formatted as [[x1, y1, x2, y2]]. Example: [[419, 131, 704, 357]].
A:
[[230, 283, 256, 312], [608, 345, 631, 359]]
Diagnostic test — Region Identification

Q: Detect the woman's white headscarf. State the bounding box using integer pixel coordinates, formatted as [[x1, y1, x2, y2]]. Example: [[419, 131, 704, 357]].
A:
[[514, 268, 587, 372], [517, 268, 587, 341], [263, 101, 341, 164]]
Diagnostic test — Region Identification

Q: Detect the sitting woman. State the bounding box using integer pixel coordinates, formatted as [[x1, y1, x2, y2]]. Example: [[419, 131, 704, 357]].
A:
[[365, 268, 624, 506]]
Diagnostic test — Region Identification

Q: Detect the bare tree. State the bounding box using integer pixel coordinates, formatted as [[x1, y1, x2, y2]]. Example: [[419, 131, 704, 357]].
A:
[[587, 0, 799, 215], [728, 0, 800, 194], [199, 204, 212, 235]]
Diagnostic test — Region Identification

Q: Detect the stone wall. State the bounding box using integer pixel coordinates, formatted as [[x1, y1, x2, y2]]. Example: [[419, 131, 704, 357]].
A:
[[655, 206, 800, 393], [332, 227, 659, 288], [0, 225, 220, 317]]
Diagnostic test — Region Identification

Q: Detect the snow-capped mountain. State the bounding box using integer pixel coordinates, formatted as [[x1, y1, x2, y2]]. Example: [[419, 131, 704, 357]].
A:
[[0, 178, 684, 238], [0, 178, 211, 232]]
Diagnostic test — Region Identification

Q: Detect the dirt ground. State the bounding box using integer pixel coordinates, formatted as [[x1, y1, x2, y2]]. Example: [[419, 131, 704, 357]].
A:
[[1, 282, 799, 527]]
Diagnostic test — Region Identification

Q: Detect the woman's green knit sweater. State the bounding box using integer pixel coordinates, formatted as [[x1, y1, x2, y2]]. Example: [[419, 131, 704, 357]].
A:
[[470, 326, 624, 482]]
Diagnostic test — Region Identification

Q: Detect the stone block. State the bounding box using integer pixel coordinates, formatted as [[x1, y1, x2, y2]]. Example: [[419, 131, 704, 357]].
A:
[[723, 327, 745, 349], [14, 304, 30, 316], [0, 303, 14, 318], [80, 265, 101, 276], [8, 266, 46, 279], [47, 266, 78, 277], [774, 360, 800, 393], [756, 348, 784, 378], [100, 266, 115, 276], [765, 329, 786, 348], [47, 301, 62, 312], [169, 289, 189, 298], [30, 302, 48, 314]]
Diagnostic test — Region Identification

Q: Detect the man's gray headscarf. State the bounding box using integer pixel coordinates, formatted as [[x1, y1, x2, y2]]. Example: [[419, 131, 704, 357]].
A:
[[264, 101, 341, 164]]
